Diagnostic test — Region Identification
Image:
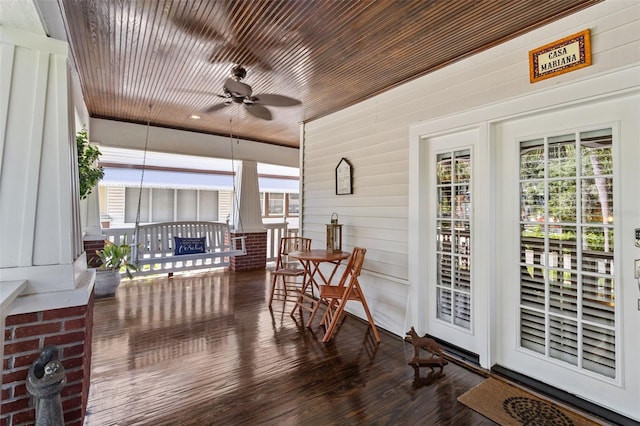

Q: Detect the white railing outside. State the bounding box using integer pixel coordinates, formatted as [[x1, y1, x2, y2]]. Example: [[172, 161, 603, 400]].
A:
[[101, 227, 135, 245], [263, 222, 298, 262]]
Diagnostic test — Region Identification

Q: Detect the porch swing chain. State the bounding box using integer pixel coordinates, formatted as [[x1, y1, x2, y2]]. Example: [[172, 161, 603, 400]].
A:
[[131, 105, 244, 264], [133, 105, 152, 264], [229, 107, 245, 237]]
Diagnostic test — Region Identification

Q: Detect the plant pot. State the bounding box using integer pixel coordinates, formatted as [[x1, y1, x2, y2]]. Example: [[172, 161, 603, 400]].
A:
[[94, 269, 121, 298]]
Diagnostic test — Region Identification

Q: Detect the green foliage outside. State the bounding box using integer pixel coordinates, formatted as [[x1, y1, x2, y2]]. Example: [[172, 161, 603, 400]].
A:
[[520, 135, 614, 253], [521, 224, 612, 252], [519, 141, 613, 224], [76, 128, 104, 200]]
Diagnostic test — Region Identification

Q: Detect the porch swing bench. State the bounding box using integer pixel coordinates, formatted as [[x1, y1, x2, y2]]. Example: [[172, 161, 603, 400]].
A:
[[132, 221, 246, 276]]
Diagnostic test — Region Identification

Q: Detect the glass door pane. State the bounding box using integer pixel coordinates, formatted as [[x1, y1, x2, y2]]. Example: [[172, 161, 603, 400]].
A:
[[436, 149, 472, 329], [518, 128, 615, 378]]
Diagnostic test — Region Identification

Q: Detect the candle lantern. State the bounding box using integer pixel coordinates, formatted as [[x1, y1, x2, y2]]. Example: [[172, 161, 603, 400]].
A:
[[326, 213, 342, 253]]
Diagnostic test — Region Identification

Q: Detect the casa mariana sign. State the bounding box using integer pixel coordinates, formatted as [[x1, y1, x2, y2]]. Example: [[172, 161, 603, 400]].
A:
[[529, 29, 591, 83]]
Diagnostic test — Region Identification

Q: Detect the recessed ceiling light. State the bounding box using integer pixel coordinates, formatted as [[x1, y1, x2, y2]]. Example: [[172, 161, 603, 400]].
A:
[[189, 114, 201, 120]]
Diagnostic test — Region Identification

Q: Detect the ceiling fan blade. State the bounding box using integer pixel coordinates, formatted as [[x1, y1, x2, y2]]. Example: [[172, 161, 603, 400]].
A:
[[244, 104, 272, 120], [252, 94, 301, 107], [204, 103, 229, 114], [224, 78, 252, 97]]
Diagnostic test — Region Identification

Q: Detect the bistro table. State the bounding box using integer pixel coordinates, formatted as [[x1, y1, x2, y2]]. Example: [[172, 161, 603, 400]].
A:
[[288, 249, 350, 320]]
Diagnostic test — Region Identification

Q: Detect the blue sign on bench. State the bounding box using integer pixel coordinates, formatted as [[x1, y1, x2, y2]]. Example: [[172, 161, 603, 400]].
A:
[[174, 236, 206, 255]]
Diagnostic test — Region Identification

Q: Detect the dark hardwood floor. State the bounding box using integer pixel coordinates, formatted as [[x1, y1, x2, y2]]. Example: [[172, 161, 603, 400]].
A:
[[85, 268, 496, 425]]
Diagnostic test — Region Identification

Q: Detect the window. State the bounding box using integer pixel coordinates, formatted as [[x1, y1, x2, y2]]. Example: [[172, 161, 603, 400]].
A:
[[151, 189, 173, 222], [268, 193, 284, 215], [125, 187, 150, 223], [199, 190, 218, 221], [261, 192, 299, 218], [435, 149, 472, 329], [519, 128, 615, 378], [177, 189, 197, 221], [123, 188, 219, 224], [287, 193, 299, 215]]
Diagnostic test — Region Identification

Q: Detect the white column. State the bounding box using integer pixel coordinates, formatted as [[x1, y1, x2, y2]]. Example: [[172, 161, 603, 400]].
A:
[[0, 26, 91, 295], [81, 189, 103, 236], [232, 160, 265, 233]]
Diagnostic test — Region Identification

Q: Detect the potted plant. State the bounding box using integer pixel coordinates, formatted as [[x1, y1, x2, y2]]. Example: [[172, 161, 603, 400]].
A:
[[76, 127, 104, 200], [94, 237, 138, 297]]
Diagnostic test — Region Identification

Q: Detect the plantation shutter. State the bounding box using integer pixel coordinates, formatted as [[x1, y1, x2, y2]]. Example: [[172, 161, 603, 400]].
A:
[[435, 149, 472, 329], [518, 128, 615, 379]]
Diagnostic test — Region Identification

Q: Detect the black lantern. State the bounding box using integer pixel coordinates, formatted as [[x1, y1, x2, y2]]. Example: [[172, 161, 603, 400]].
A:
[[326, 213, 342, 253]]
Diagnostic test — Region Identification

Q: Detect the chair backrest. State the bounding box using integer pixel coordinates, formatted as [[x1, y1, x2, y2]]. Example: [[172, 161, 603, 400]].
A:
[[334, 247, 367, 288], [276, 237, 312, 269]]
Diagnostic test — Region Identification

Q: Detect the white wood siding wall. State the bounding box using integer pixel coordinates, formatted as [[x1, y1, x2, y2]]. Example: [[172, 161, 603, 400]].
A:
[[218, 191, 232, 223], [301, 1, 640, 337]]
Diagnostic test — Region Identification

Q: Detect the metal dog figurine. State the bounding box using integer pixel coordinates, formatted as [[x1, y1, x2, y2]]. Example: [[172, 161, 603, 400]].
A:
[[406, 327, 444, 359]]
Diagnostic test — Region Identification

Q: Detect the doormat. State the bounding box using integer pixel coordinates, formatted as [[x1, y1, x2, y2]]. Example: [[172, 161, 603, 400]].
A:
[[457, 377, 603, 426]]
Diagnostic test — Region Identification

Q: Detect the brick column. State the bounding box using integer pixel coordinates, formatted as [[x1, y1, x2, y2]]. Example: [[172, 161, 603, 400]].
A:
[[229, 160, 267, 272], [83, 236, 105, 268], [1, 294, 94, 426], [230, 232, 267, 271]]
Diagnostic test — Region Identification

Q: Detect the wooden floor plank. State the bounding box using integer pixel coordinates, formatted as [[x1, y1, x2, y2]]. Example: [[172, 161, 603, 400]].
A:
[[85, 268, 495, 425]]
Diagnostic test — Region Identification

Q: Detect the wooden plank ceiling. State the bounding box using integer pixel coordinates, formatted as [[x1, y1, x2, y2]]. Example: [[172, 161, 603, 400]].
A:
[[59, 0, 601, 148]]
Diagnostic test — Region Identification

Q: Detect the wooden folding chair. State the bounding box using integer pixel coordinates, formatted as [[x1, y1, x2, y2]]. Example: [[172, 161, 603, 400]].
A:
[[307, 247, 380, 343], [268, 236, 312, 307]]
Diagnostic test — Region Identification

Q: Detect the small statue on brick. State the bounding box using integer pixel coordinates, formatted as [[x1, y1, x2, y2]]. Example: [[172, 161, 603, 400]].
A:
[[406, 327, 448, 377]]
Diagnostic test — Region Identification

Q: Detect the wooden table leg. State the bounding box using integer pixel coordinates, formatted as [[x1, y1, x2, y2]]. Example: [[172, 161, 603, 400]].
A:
[[290, 260, 312, 316]]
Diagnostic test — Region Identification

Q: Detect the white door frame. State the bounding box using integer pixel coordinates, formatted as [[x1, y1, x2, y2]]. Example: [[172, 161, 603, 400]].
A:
[[413, 127, 493, 366]]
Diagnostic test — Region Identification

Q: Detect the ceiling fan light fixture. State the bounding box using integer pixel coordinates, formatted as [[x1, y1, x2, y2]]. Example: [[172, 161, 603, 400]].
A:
[[203, 66, 300, 121], [231, 65, 247, 81]]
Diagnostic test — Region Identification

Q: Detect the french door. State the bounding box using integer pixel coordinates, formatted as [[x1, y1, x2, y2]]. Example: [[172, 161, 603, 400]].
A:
[[494, 95, 639, 413], [425, 128, 489, 360]]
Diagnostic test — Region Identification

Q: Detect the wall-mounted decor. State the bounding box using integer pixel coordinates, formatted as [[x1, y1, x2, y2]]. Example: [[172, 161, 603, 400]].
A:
[[529, 29, 591, 83], [335, 157, 353, 195]]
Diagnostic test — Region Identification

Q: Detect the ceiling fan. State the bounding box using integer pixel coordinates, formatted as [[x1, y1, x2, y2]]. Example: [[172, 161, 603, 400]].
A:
[[204, 65, 301, 121]]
